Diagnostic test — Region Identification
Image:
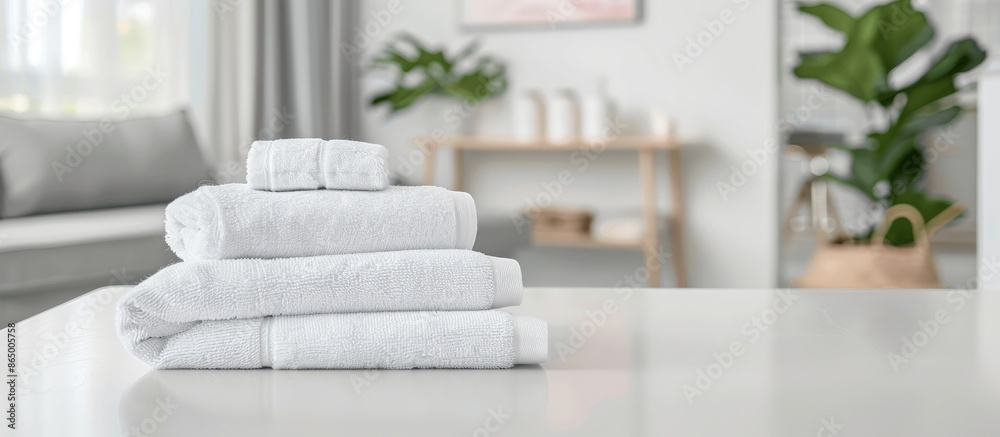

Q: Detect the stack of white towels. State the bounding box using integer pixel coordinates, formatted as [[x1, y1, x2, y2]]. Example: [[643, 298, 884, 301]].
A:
[[116, 138, 548, 370]]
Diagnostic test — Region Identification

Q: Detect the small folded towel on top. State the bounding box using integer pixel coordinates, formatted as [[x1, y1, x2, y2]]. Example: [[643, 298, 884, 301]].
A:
[[165, 184, 477, 261], [247, 138, 389, 191], [117, 283, 547, 369]]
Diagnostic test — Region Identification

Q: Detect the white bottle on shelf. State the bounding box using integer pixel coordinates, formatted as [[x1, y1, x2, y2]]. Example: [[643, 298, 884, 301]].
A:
[[581, 77, 613, 140], [546, 89, 580, 144], [650, 108, 672, 139], [512, 90, 546, 141]]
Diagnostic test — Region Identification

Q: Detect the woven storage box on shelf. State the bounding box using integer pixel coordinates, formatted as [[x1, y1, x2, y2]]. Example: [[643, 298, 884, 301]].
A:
[[531, 207, 593, 241]]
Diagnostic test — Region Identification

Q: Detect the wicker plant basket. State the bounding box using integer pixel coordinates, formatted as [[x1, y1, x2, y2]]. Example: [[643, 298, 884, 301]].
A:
[[796, 203, 964, 289]]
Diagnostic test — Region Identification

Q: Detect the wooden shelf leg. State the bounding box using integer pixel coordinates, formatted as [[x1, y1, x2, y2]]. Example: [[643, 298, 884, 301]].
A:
[[666, 148, 687, 287], [639, 148, 662, 287], [453, 149, 464, 191], [422, 144, 438, 186]]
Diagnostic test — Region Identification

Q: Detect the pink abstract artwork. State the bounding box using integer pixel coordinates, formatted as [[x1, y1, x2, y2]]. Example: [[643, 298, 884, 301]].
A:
[[461, 0, 640, 27]]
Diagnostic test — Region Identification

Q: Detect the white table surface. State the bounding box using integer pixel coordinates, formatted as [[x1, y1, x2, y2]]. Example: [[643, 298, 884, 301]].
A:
[[10, 287, 1000, 436]]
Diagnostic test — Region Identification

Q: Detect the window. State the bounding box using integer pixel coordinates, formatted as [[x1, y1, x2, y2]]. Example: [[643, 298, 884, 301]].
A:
[[0, 0, 189, 116]]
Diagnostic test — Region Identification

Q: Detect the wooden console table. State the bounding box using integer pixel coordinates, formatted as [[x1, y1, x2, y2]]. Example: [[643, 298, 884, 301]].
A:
[[418, 136, 686, 287]]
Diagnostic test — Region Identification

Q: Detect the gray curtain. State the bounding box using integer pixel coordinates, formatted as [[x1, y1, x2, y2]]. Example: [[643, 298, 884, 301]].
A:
[[204, 0, 353, 181]]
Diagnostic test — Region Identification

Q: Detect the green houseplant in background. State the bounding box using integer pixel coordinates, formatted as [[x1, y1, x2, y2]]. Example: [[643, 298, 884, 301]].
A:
[[369, 34, 507, 114], [793, 0, 986, 246]]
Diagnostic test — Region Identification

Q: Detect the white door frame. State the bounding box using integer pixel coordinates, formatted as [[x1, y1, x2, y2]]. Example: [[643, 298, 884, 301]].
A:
[[978, 61, 1000, 290]]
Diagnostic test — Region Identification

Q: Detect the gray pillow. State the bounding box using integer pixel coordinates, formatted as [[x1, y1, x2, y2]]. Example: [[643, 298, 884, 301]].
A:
[[0, 110, 210, 218]]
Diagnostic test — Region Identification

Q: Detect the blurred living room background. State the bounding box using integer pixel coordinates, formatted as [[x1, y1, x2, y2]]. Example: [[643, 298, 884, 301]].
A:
[[1, 0, 998, 322]]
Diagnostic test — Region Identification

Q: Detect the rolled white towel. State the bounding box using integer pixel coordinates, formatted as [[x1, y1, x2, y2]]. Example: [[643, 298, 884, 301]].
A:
[[246, 138, 390, 191], [115, 287, 547, 369], [165, 184, 477, 260]]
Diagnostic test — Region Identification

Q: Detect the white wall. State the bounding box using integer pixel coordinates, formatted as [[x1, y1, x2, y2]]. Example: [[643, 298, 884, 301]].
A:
[[353, 0, 779, 288]]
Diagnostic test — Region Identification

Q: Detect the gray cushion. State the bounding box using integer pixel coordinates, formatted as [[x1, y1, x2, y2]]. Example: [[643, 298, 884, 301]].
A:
[[0, 204, 176, 294], [0, 110, 209, 217]]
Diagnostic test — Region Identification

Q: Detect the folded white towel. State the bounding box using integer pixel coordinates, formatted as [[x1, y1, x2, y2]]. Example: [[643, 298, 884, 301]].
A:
[[246, 138, 390, 191], [114, 287, 547, 369], [125, 250, 522, 327], [165, 184, 477, 261]]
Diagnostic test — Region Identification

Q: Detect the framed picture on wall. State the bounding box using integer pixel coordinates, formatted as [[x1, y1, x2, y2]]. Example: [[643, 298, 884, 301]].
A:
[[460, 0, 642, 30]]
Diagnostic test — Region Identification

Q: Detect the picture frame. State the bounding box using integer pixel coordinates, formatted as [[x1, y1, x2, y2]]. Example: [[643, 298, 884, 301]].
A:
[[460, 0, 642, 31]]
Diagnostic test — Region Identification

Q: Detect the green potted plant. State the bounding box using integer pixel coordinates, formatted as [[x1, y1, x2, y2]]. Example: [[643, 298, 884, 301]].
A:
[[792, 0, 986, 288], [369, 33, 507, 122]]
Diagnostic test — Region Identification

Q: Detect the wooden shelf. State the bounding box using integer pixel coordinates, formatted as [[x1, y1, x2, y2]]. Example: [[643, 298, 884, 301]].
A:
[[416, 135, 680, 151], [419, 135, 688, 287], [532, 233, 643, 250]]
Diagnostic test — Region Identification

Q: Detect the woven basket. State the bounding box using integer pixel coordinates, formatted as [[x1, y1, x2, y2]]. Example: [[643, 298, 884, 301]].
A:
[[796, 202, 963, 289]]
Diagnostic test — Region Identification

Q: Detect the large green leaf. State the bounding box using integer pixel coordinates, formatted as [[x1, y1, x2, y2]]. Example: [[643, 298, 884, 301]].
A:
[[886, 147, 925, 195], [868, 0, 934, 72], [875, 136, 918, 184], [870, 105, 960, 156], [918, 38, 987, 83], [821, 145, 889, 201], [444, 55, 507, 101], [396, 34, 451, 72], [798, 3, 855, 33], [849, 148, 881, 193], [897, 105, 963, 138], [369, 78, 438, 113], [849, 105, 960, 200], [794, 8, 887, 101], [371, 45, 421, 72], [885, 106, 963, 191], [793, 47, 885, 102], [899, 77, 957, 119], [893, 38, 986, 118], [447, 72, 502, 101]]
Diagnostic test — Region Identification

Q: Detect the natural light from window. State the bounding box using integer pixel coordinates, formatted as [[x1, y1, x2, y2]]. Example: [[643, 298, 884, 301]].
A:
[[0, 0, 187, 116]]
